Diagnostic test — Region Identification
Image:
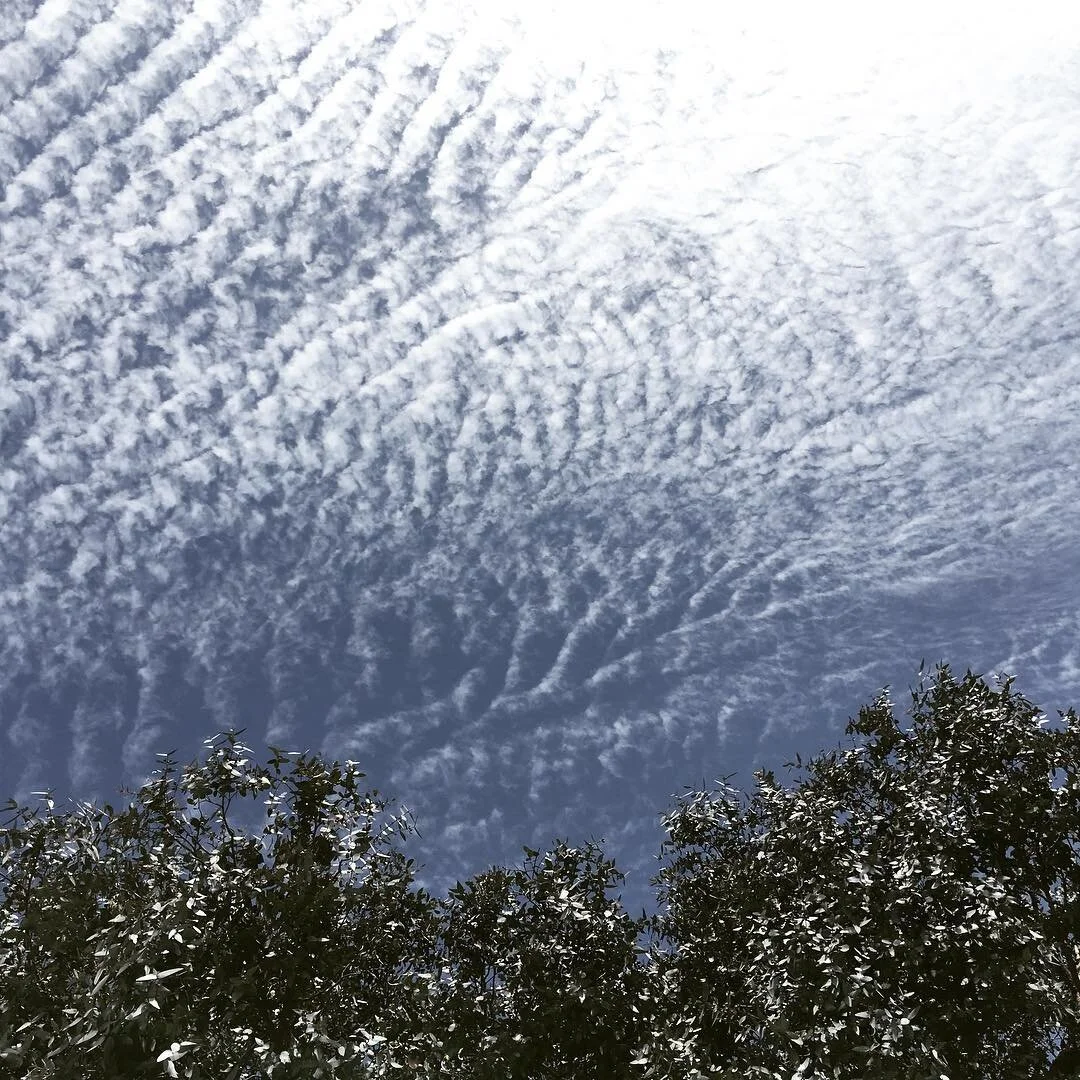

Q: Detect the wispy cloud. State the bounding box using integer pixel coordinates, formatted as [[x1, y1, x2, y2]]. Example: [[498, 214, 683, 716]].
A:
[[1, 0, 1079, 902]]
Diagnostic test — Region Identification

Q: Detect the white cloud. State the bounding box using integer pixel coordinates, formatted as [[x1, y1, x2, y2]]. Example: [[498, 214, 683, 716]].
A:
[[1, 0, 1079, 905]]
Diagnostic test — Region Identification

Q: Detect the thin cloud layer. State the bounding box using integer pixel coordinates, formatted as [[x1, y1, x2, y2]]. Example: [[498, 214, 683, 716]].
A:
[[1, 0, 1079, 900]]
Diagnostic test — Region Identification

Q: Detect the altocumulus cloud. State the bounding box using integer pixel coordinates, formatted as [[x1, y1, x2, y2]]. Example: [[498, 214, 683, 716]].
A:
[[2, 0, 1080, 902]]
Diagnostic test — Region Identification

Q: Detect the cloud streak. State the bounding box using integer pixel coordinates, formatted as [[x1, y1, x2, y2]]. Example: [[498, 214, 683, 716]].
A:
[[2, 0, 1079, 901]]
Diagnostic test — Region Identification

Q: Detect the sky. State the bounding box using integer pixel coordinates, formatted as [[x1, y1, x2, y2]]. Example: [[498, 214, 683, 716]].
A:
[[2, 0, 1079, 913]]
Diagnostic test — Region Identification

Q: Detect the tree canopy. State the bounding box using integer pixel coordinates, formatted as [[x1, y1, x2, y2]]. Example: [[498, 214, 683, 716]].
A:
[[1, 663, 1077, 1078]]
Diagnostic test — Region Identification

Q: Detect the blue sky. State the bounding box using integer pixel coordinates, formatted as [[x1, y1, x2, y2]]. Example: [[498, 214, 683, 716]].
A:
[[1, 0, 1079, 912]]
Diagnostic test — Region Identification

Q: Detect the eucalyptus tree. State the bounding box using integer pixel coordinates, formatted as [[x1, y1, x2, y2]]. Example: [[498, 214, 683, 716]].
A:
[[3, 664, 1078, 1080], [0, 732, 652, 1080], [0, 731, 438, 1079], [424, 839, 652, 1079], [649, 665, 1080, 1080]]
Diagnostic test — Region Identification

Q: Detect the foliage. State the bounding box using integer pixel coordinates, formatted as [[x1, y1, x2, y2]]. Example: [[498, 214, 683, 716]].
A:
[[1, 664, 1078, 1079], [424, 840, 652, 1078], [0, 732, 436, 1078], [651, 664, 1080, 1080]]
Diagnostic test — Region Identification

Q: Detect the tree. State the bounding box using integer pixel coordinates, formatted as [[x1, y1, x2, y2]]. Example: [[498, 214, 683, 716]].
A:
[[0, 731, 438, 1079], [424, 840, 653, 1078], [2, 664, 1078, 1079], [650, 664, 1080, 1080]]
